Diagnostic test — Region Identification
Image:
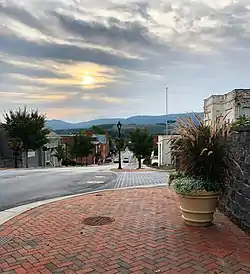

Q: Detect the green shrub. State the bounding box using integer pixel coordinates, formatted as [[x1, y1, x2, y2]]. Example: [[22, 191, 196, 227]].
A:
[[232, 115, 250, 127], [168, 172, 185, 185], [172, 177, 221, 196]]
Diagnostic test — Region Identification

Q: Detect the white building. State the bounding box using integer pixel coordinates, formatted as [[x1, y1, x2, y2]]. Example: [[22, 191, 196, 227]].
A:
[[204, 89, 250, 125], [157, 135, 174, 166], [43, 131, 62, 167]]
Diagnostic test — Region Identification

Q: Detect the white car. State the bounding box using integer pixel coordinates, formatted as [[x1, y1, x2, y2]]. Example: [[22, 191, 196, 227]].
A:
[[151, 156, 158, 166]]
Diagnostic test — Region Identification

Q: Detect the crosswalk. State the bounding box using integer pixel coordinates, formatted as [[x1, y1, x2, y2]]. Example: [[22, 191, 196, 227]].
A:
[[114, 171, 168, 188]]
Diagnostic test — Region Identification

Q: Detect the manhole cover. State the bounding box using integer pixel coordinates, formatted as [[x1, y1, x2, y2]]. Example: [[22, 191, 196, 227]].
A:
[[82, 216, 115, 226], [0, 236, 11, 246]]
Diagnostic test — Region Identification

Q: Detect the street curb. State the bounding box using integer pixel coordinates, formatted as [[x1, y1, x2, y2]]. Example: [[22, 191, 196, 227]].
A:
[[0, 184, 167, 226]]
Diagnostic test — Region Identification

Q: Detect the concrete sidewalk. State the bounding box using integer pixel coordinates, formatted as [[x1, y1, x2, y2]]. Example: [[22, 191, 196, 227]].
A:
[[0, 187, 250, 274]]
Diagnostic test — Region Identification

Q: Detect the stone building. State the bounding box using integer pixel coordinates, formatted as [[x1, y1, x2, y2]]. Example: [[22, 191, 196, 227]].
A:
[[204, 89, 250, 125]]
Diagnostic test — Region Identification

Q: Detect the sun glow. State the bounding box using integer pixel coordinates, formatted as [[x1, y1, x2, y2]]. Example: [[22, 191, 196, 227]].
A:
[[81, 74, 95, 86]]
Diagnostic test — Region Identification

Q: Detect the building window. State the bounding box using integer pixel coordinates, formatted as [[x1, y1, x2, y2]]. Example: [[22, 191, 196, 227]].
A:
[[236, 103, 241, 118]]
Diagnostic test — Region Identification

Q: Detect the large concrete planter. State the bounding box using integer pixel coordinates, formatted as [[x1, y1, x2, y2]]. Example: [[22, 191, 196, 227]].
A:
[[179, 191, 220, 227]]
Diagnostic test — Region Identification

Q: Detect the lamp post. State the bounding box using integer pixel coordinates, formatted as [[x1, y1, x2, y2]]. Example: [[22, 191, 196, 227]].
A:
[[117, 121, 122, 169], [165, 86, 168, 135]]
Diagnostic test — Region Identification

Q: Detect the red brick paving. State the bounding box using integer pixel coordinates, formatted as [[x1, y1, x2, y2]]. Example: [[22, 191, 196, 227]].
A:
[[0, 187, 250, 274]]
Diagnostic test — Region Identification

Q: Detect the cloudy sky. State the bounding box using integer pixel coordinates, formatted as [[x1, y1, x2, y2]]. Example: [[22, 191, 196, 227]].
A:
[[1, 0, 250, 122]]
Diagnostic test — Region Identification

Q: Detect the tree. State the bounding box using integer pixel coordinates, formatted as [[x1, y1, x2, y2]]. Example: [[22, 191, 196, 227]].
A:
[[8, 138, 23, 168], [70, 133, 93, 166], [130, 128, 153, 169], [114, 138, 125, 151], [54, 144, 66, 165], [91, 125, 105, 134], [3, 107, 49, 168]]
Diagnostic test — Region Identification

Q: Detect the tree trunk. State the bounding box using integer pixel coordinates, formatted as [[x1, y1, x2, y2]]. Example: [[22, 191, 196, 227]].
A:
[[138, 157, 142, 169], [85, 156, 88, 166], [25, 149, 28, 168]]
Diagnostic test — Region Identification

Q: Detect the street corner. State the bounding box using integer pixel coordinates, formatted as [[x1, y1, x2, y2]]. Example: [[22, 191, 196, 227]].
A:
[[0, 188, 250, 273]]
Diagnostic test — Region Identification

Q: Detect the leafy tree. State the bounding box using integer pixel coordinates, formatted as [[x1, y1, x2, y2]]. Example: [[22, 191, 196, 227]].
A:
[[91, 125, 105, 134], [8, 138, 23, 168], [3, 107, 49, 168], [114, 138, 125, 151], [70, 133, 93, 165], [130, 128, 153, 169], [54, 144, 66, 165]]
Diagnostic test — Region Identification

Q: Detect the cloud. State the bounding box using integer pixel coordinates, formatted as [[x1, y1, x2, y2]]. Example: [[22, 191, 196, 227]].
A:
[[42, 107, 97, 121], [81, 93, 124, 104], [1, 0, 250, 121], [0, 90, 70, 103]]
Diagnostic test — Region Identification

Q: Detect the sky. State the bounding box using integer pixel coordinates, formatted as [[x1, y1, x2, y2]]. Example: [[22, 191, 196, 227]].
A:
[[1, 0, 250, 122]]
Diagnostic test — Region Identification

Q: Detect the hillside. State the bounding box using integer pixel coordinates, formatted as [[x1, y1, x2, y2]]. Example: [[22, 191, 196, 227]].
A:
[[46, 112, 204, 130]]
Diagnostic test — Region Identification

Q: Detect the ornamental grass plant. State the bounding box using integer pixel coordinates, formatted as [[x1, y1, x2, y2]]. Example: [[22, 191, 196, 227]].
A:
[[169, 114, 241, 195]]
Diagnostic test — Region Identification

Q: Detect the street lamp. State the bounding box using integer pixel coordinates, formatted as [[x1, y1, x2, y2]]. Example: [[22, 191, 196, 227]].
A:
[[165, 86, 168, 135], [117, 121, 122, 169]]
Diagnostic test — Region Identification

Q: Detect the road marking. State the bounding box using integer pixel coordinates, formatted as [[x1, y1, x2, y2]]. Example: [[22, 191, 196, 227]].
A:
[[86, 181, 105, 184]]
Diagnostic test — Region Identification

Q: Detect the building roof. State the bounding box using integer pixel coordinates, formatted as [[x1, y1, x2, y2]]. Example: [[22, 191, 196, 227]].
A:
[[47, 131, 61, 139], [95, 134, 107, 144]]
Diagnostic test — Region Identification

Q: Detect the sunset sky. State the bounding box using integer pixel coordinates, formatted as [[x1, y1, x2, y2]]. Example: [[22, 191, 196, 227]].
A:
[[1, 0, 250, 122]]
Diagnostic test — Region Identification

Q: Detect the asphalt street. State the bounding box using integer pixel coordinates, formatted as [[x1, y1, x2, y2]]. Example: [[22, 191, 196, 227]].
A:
[[0, 165, 118, 211], [0, 161, 168, 211]]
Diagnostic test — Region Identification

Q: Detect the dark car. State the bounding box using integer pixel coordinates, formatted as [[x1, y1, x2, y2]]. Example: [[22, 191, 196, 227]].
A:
[[123, 157, 129, 163], [105, 157, 112, 163]]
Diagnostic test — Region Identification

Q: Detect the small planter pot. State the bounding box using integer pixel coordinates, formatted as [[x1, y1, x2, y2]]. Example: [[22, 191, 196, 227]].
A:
[[179, 191, 220, 227]]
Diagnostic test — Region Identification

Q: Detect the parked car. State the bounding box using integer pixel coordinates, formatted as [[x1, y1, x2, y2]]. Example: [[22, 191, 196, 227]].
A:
[[105, 157, 112, 163], [123, 157, 129, 163], [114, 157, 119, 163], [151, 156, 158, 166]]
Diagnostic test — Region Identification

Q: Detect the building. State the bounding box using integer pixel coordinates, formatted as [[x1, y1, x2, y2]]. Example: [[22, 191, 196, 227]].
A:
[[204, 89, 250, 125], [0, 127, 62, 168], [0, 126, 22, 168], [157, 135, 175, 167], [60, 131, 109, 165], [43, 131, 62, 167]]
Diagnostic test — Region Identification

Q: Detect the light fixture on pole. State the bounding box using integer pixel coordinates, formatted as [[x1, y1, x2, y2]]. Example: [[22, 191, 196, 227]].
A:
[[116, 121, 122, 169], [165, 86, 168, 135]]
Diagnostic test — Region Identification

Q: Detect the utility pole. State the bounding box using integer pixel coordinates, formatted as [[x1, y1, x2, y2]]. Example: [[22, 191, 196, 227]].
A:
[[165, 86, 168, 135]]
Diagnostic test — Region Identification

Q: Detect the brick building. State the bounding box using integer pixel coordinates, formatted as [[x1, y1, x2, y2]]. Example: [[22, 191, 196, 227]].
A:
[[60, 131, 109, 165]]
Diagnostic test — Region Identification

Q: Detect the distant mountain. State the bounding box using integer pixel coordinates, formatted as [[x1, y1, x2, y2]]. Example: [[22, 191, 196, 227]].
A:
[[46, 112, 204, 130]]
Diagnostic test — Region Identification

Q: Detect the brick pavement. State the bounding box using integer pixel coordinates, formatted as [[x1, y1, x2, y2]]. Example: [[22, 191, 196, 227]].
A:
[[114, 172, 168, 188], [0, 187, 250, 274]]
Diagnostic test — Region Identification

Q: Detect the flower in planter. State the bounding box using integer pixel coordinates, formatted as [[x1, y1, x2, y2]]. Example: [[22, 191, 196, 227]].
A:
[[168, 114, 242, 226], [168, 172, 185, 186], [172, 177, 220, 196]]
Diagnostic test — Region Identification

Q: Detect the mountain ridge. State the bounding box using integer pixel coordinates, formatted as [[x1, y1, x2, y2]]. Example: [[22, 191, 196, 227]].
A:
[[46, 112, 204, 130]]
